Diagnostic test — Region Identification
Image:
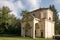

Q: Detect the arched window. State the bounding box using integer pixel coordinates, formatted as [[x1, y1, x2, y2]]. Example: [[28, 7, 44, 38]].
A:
[[35, 23, 39, 29], [33, 14, 35, 16], [39, 13, 41, 19], [49, 17, 51, 20], [25, 23, 31, 37], [25, 23, 31, 29]]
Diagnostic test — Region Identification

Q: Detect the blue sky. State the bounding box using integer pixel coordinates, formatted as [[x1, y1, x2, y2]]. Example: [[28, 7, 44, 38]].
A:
[[0, 0, 60, 19]]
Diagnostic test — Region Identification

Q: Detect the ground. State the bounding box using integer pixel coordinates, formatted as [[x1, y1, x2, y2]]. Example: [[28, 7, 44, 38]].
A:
[[0, 37, 54, 40]]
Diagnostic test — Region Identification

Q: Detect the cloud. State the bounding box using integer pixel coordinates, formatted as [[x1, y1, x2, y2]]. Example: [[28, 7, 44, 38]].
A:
[[21, 0, 41, 11], [54, 0, 60, 4], [14, 0, 24, 9], [0, 0, 24, 17], [27, 0, 41, 11], [58, 12, 60, 19], [0, 0, 41, 18]]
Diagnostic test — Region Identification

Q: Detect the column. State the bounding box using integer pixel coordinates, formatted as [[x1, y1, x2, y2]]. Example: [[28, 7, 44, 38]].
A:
[[24, 28, 25, 37], [21, 23, 25, 37], [32, 19, 35, 39], [21, 23, 23, 36]]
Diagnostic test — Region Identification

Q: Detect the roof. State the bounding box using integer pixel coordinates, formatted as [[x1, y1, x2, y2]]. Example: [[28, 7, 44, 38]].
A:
[[30, 8, 51, 13]]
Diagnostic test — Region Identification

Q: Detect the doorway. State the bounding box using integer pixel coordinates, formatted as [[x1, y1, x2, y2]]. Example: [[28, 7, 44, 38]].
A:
[[41, 31, 44, 38], [25, 23, 31, 37], [35, 23, 40, 37]]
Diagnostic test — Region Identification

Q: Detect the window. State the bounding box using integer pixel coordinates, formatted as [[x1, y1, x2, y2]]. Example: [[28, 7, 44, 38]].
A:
[[49, 17, 51, 20], [33, 14, 35, 16], [39, 14, 41, 19]]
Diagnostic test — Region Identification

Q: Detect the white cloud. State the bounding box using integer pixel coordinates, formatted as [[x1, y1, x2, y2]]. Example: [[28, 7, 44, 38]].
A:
[[23, 0, 41, 11], [14, 0, 24, 9], [58, 12, 60, 19], [54, 0, 60, 4], [29, 0, 41, 11], [0, 0, 24, 17], [0, 0, 41, 18]]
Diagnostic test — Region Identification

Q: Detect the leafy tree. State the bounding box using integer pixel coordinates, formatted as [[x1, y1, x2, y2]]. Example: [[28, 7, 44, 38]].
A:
[[7, 17, 21, 35], [0, 6, 11, 33], [21, 10, 30, 18], [0, 6, 21, 35]]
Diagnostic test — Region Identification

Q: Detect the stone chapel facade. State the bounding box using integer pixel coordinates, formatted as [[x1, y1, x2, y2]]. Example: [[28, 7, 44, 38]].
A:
[[21, 8, 55, 39]]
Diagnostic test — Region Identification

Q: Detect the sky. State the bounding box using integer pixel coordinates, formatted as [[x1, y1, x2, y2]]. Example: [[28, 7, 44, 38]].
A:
[[0, 0, 60, 19]]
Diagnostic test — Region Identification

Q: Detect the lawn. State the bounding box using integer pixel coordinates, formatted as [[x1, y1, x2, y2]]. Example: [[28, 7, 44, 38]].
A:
[[0, 37, 54, 40]]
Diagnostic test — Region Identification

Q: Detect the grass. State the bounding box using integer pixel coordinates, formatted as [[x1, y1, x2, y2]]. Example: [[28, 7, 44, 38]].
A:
[[0, 36, 54, 40]]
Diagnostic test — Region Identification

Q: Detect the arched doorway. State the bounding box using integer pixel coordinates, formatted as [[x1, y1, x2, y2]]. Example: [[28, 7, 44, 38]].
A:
[[35, 23, 40, 37], [41, 30, 44, 38], [25, 23, 31, 37]]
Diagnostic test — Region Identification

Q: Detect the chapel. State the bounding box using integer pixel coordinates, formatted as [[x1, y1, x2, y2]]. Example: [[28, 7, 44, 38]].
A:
[[21, 8, 55, 38]]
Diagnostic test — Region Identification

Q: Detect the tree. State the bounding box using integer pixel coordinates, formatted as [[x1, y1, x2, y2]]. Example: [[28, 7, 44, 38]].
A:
[[7, 16, 21, 35], [0, 6, 11, 33], [49, 5, 59, 34], [0, 6, 21, 35], [21, 10, 30, 18]]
